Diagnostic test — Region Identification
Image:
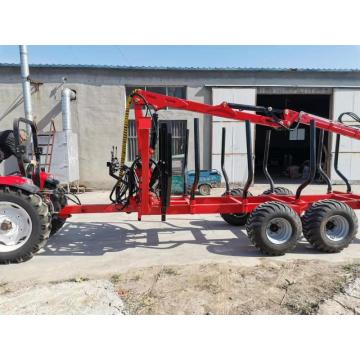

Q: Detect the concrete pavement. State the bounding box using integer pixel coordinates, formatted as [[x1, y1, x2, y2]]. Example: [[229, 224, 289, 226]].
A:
[[1, 184, 360, 284]]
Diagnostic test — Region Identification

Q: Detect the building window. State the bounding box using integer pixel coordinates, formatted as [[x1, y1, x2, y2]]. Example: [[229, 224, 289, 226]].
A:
[[125, 85, 186, 99], [160, 120, 187, 156], [127, 119, 187, 161], [145, 86, 167, 96], [167, 87, 186, 99], [128, 120, 138, 162], [289, 128, 305, 141]]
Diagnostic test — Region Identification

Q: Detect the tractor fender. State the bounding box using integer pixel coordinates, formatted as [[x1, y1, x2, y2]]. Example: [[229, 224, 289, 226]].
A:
[[0, 175, 40, 194]]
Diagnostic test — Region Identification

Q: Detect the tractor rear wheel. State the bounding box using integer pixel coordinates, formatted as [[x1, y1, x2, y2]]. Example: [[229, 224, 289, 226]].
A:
[[302, 200, 358, 253], [220, 188, 252, 226], [0, 187, 51, 264], [262, 187, 293, 195], [246, 201, 302, 256]]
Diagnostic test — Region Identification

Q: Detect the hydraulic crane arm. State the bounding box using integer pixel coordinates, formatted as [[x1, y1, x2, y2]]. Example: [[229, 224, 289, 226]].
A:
[[58, 88, 360, 225], [134, 89, 360, 141]]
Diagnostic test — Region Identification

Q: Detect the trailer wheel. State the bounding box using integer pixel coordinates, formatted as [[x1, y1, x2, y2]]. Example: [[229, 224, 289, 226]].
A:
[[220, 188, 252, 226], [246, 201, 302, 256], [262, 187, 293, 195], [0, 187, 51, 264], [199, 183, 211, 196], [302, 200, 358, 253]]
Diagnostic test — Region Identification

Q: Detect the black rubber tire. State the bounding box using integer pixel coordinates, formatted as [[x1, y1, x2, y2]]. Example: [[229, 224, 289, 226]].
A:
[[230, 188, 243, 196], [262, 187, 293, 195], [0, 187, 51, 264], [198, 183, 211, 196], [220, 188, 252, 226], [302, 200, 358, 253], [246, 201, 302, 256]]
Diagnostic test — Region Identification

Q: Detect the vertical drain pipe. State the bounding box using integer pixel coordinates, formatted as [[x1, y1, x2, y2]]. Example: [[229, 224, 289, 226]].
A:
[[61, 88, 76, 131], [60, 87, 77, 190], [19, 45, 33, 122]]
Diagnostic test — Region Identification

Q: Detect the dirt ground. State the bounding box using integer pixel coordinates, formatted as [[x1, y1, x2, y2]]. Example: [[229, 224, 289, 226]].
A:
[[2, 260, 360, 315], [110, 260, 360, 315]]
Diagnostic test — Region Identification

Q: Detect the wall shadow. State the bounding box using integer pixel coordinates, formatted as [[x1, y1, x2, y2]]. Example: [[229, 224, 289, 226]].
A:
[[40, 219, 347, 258], [36, 102, 61, 131]]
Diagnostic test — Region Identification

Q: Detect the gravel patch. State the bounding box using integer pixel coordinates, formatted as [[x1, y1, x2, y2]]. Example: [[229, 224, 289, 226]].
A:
[[318, 277, 360, 315], [0, 280, 126, 315]]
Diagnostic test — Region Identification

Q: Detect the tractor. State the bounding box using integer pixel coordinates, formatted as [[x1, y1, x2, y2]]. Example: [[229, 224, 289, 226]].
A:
[[0, 118, 67, 263]]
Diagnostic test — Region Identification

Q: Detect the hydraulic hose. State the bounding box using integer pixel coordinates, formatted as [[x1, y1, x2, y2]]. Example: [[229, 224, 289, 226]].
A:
[[108, 94, 133, 204], [120, 95, 133, 169], [110, 90, 156, 206]]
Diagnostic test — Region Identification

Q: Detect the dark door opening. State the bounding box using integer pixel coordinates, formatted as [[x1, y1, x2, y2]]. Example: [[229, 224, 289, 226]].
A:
[[255, 94, 331, 183]]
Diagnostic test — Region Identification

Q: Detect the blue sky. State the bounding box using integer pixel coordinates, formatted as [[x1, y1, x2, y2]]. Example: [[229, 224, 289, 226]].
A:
[[0, 45, 360, 69]]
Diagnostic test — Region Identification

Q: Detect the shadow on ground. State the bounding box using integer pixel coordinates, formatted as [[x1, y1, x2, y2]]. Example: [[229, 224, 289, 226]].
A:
[[41, 219, 360, 258]]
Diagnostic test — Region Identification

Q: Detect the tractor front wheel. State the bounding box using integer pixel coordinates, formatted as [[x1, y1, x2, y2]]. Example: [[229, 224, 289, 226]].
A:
[[0, 187, 51, 264]]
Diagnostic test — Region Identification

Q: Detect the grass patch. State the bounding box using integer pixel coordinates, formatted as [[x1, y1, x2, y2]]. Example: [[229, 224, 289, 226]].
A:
[[67, 277, 90, 283], [162, 267, 179, 276], [0, 282, 11, 295], [110, 274, 122, 283]]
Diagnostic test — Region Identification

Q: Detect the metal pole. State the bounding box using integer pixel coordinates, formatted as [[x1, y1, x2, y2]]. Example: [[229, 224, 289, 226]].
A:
[[19, 45, 33, 122], [295, 120, 317, 199], [61, 88, 76, 131], [190, 118, 200, 200], [263, 129, 275, 193], [221, 127, 230, 195], [317, 129, 332, 193], [242, 120, 254, 199], [334, 114, 352, 193], [183, 129, 189, 196]]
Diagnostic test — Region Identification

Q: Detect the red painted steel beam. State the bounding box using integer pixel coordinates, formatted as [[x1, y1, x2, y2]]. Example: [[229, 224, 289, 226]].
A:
[[135, 90, 360, 141], [59, 192, 360, 218]]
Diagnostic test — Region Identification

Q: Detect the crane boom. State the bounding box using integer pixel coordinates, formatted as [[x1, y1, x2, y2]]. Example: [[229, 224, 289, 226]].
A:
[[134, 89, 360, 141]]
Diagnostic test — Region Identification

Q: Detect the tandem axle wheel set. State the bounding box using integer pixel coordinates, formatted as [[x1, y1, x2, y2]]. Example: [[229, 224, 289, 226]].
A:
[[1, 91, 360, 263], [219, 114, 359, 255]]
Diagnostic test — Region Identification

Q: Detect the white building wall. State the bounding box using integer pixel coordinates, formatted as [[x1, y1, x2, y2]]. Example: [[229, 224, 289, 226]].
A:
[[211, 88, 256, 184], [331, 89, 360, 184]]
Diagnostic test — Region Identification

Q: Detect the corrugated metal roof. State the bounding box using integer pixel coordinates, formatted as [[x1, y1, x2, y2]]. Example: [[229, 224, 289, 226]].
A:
[[0, 63, 360, 72]]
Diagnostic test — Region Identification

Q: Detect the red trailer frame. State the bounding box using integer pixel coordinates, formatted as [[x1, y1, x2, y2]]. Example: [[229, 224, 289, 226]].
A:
[[58, 89, 360, 220]]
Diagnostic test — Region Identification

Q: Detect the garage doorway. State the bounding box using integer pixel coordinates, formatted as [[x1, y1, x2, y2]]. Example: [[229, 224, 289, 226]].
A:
[[255, 94, 331, 183]]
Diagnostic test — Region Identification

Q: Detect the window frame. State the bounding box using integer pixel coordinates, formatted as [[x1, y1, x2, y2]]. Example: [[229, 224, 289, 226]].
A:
[[127, 119, 187, 162]]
